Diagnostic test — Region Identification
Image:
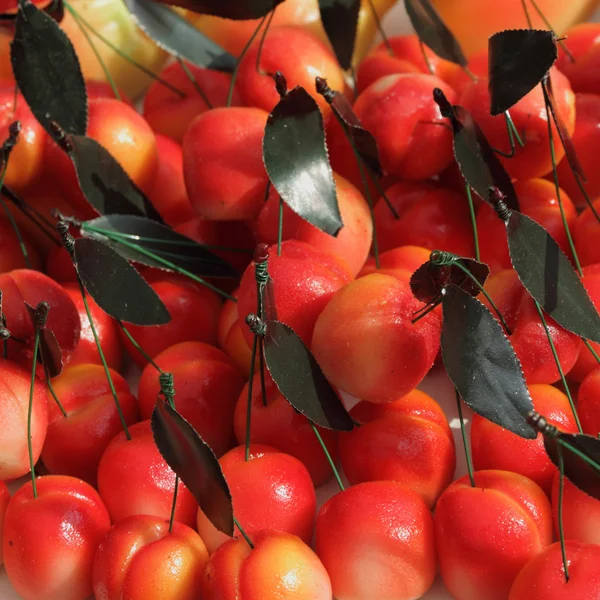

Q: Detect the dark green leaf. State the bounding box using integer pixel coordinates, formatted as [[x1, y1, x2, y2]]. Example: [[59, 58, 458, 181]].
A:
[[263, 86, 342, 236], [149, 0, 284, 20], [24, 301, 62, 377], [488, 29, 557, 116], [318, 0, 360, 70], [74, 237, 171, 326], [264, 320, 353, 431], [83, 214, 239, 278], [507, 211, 600, 343], [68, 135, 164, 222], [544, 433, 600, 501], [151, 400, 234, 535], [410, 257, 489, 304], [10, 0, 86, 137], [404, 0, 467, 67], [441, 284, 535, 439], [124, 0, 235, 71]]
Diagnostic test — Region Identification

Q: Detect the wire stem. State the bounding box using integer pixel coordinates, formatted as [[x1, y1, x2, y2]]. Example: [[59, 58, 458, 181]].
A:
[[0, 165, 31, 269], [245, 336, 258, 462], [233, 516, 255, 549], [43, 362, 67, 418], [176, 58, 212, 108], [311, 423, 344, 492], [455, 389, 475, 487], [27, 328, 40, 499], [557, 445, 570, 582], [465, 183, 480, 262], [583, 338, 600, 365], [118, 321, 162, 372]]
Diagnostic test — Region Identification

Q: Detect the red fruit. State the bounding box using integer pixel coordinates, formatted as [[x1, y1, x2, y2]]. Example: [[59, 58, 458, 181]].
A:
[[312, 274, 441, 403], [202, 530, 332, 600], [93, 515, 209, 600], [254, 173, 372, 276], [0, 82, 46, 192], [459, 68, 575, 180], [0, 359, 48, 480], [236, 26, 345, 117], [556, 94, 600, 207], [41, 364, 139, 485], [217, 290, 254, 375], [3, 475, 111, 600], [574, 198, 600, 267], [509, 541, 600, 600], [119, 271, 222, 367], [197, 445, 317, 554], [237, 240, 352, 347], [578, 365, 600, 435], [435, 470, 553, 600], [484, 269, 580, 383], [137, 341, 245, 457], [316, 481, 437, 600], [477, 179, 577, 273], [85, 80, 132, 106], [353, 73, 456, 180], [233, 372, 339, 487], [97, 420, 197, 527], [182, 106, 269, 220], [44, 245, 77, 283], [373, 181, 476, 256], [471, 384, 578, 495], [555, 23, 600, 95], [143, 61, 239, 143], [0, 217, 42, 273], [0, 269, 81, 370], [63, 284, 123, 371], [141, 135, 196, 227], [359, 245, 432, 284], [339, 389, 455, 507], [0, 482, 9, 565]]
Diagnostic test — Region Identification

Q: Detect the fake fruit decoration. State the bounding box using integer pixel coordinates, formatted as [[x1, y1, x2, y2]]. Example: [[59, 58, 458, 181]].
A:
[[4, 0, 600, 599]]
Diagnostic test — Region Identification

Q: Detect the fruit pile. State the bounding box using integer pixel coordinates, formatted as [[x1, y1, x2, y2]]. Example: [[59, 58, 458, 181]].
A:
[[1, 0, 600, 599]]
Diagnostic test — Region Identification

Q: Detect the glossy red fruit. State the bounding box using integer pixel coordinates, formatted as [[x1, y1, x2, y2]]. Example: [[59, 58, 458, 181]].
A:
[[41, 364, 138, 485], [119, 271, 222, 367], [316, 481, 437, 600], [233, 371, 339, 487], [3, 475, 111, 600], [339, 389, 455, 507], [359, 245, 432, 284], [97, 420, 197, 527], [0, 482, 9, 566], [509, 541, 600, 599], [217, 290, 254, 375], [578, 365, 600, 435], [574, 198, 600, 267], [0, 269, 81, 369], [435, 470, 553, 600], [0, 218, 42, 274], [93, 515, 209, 600], [555, 23, 600, 95], [137, 341, 245, 457], [196, 445, 317, 554], [183, 106, 269, 221]]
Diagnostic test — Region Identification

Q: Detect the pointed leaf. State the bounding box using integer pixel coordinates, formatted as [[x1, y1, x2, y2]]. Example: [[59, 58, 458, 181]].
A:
[[506, 211, 600, 343], [410, 257, 490, 304], [488, 29, 557, 115], [152, 400, 234, 535], [124, 0, 235, 71], [318, 0, 360, 70], [405, 0, 467, 67], [149, 0, 285, 20], [263, 86, 342, 236], [68, 135, 163, 222], [24, 301, 63, 377], [264, 320, 354, 431], [82, 214, 238, 278], [10, 0, 86, 137], [441, 284, 536, 439], [74, 237, 171, 326], [544, 433, 600, 501]]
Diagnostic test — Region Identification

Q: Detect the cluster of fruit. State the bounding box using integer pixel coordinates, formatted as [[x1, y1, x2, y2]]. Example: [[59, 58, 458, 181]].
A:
[[0, 0, 600, 599]]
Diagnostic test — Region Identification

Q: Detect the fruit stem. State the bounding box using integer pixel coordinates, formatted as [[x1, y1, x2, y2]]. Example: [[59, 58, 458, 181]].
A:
[[233, 516, 255, 549], [245, 335, 258, 462], [411, 300, 441, 324], [118, 321, 162, 372], [169, 475, 179, 533], [528, 0, 574, 62], [277, 194, 284, 257], [366, 0, 393, 56], [311, 423, 345, 492], [63, 1, 186, 99], [176, 58, 213, 108], [464, 183, 480, 262], [255, 7, 276, 76], [572, 169, 600, 224], [455, 389, 476, 488], [533, 300, 583, 433], [505, 111, 526, 148], [583, 338, 600, 365], [83, 225, 237, 302], [559, 437, 600, 474], [27, 318, 41, 499], [521, 0, 533, 27], [541, 81, 583, 277], [43, 362, 67, 418], [418, 40, 435, 75], [557, 445, 570, 582], [227, 12, 269, 107], [451, 261, 512, 335], [254, 277, 268, 408], [63, 1, 121, 101]]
